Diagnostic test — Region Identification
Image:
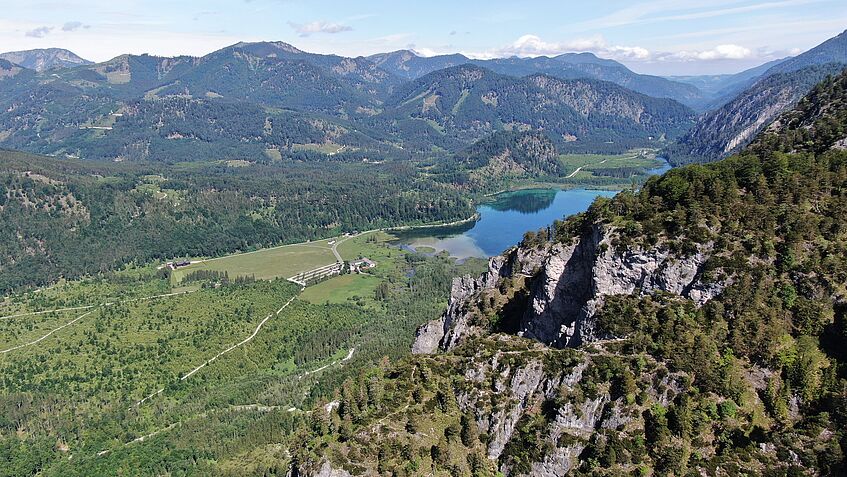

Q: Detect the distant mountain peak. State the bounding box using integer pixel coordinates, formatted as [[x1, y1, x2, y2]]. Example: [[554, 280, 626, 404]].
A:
[[230, 41, 305, 57], [553, 51, 622, 67], [0, 48, 91, 72]]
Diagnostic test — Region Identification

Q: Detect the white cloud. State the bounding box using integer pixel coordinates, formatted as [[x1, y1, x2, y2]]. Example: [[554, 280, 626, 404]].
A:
[[467, 34, 651, 61], [412, 47, 441, 57], [25, 26, 53, 38], [570, 0, 824, 31], [62, 21, 90, 32], [607, 45, 651, 60], [0, 18, 249, 62], [669, 44, 753, 61], [458, 33, 770, 71], [288, 21, 352, 37]]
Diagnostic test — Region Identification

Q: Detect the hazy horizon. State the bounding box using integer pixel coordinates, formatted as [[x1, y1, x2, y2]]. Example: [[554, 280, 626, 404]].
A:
[[1, 0, 845, 75]]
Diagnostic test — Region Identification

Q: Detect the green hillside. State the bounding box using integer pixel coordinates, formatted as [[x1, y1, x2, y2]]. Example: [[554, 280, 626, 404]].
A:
[[373, 65, 694, 154], [0, 149, 472, 292], [290, 63, 847, 477]]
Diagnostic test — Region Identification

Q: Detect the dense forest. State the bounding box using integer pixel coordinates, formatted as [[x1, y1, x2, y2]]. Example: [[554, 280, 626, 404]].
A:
[[431, 131, 563, 191], [0, 149, 473, 292]]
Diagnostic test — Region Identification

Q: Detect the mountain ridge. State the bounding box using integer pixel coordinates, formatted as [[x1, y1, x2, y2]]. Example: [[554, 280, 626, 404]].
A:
[[373, 64, 695, 154], [0, 48, 92, 71], [370, 49, 705, 108], [666, 29, 847, 164]]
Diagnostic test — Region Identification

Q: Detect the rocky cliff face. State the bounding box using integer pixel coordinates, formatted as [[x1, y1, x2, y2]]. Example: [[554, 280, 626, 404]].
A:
[[295, 332, 693, 477], [413, 224, 726, 354]]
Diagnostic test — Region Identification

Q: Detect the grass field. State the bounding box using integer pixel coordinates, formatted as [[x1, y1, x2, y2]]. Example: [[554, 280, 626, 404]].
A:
[[558, 149, 664, 179], [170, 240, 337, 284], [167, 230, 405, 294], [291, 142, 346, 154], [300, 273, 381, 306]]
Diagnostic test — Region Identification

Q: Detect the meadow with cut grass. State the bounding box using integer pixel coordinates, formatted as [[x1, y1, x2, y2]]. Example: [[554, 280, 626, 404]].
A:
[[169, 239, 338, 284], [558, 148, 666, 181], [300, 273, 381, 306]]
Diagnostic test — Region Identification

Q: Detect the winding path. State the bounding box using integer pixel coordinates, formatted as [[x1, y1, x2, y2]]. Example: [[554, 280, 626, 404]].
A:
[[102, 345, 356, 458], [134, 289, 303, 407], [0, 310, 95, 355], [299, 347, 356, 379], [566, 158, 609, 179], [0, 304, 96, 322]]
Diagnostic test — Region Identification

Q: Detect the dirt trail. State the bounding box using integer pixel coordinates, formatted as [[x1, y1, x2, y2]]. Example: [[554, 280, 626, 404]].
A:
[[0, 291, 198, 355], [134, 289, 303, 407], [566, 157, 609, 179], [0, 310, 95, 354]]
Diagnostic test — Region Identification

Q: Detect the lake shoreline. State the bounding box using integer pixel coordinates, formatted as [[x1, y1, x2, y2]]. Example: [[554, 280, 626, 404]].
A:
[[393, 157, 673, 260]]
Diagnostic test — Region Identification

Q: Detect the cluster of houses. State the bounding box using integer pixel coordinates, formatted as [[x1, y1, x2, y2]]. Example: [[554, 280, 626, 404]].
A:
[[164, 260, 192, 270], [349, 258, 376, 273]]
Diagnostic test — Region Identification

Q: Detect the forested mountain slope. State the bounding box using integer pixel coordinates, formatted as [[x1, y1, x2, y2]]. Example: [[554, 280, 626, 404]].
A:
[[751, 68, 847, 154], [370, 50, 703, 108], [666, 30, 847, 165], [372, 65, 695, 153], [0, 42, 406, 162], [432, 130, 564, 191], [0, 149, 472, 291], [291, 65, 847, 477]]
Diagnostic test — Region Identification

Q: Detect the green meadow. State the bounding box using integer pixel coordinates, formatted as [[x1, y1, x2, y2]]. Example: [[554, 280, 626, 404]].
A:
[[170, 240, 337, 283]]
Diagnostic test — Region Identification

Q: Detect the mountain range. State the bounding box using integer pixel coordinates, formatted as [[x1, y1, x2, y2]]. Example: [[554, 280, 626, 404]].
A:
[[1, 30, 846, 166], [370, 50, 704, 109], [370, 64, 694, 153], [0, 42, 694, 162]]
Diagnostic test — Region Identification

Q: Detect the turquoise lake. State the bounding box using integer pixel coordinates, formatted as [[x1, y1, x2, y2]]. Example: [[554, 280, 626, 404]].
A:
[[393, 159, 671, 259]]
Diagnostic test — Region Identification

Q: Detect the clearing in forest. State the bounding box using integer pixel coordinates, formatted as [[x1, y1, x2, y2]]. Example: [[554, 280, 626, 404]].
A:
[[300, 273, 381, 306], [170, 240, 337, 284]]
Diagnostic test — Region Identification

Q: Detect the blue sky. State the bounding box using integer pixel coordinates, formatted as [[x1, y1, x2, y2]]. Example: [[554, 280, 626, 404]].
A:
[[1, 0, 845, 75]]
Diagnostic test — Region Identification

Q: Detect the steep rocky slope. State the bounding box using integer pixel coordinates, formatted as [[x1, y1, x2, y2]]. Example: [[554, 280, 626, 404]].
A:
[[666, 30, 847, 165], [665, 63, 845, 165], [291, 70, 847, 477], [411, 223, 724, 355]]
